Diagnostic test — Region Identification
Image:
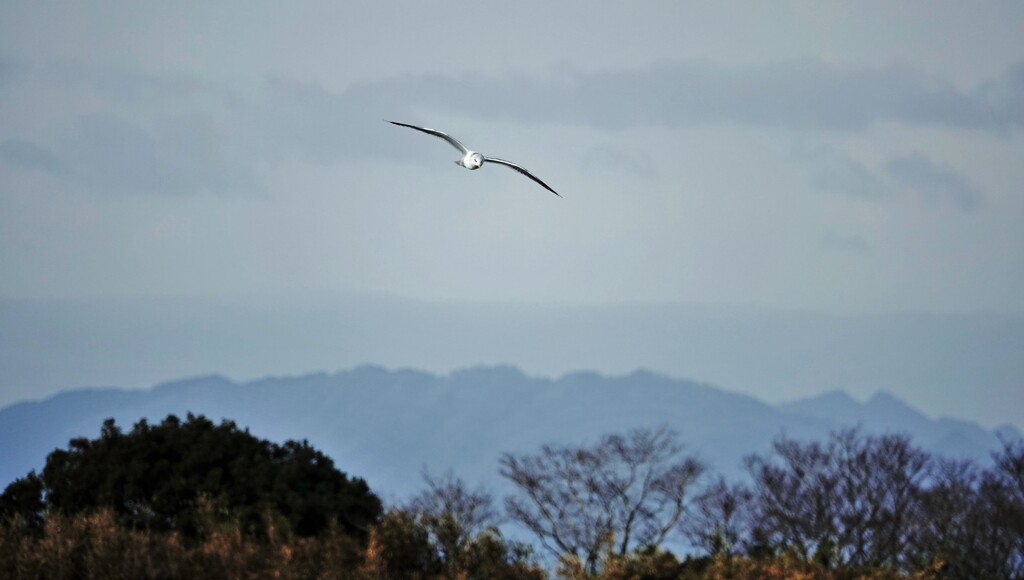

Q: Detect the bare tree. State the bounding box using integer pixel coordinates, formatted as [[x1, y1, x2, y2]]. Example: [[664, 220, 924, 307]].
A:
[[499, 427, 706, 575], [746, 428, 929, 570], [994, 438, 1024, 503], [909, 453, 1024, 580], [988, 439, 1024, 579], [745, 434, 840, 561], [683, 477, 753, 557]]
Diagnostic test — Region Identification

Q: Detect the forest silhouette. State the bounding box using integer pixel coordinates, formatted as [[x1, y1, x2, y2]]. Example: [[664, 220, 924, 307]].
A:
[[2, 414, 1023, 579]]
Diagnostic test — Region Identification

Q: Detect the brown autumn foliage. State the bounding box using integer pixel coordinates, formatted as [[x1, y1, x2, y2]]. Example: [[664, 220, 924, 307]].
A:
[[0, 500, 961, 580], [0, 508, 365, 580], [553, 544, 944, 580], [2, 509, 941, 580], [0, 505, 544, 580]]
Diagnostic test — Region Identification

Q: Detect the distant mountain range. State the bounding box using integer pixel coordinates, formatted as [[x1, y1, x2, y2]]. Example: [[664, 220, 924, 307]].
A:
[[2, 366, 1019, 502]]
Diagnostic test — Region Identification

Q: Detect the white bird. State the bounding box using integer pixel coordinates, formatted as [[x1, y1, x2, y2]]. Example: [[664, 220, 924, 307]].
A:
[[388, 120, 561, 197]]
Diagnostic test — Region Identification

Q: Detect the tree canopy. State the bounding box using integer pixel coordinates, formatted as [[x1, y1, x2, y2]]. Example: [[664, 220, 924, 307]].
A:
[[3, 414, 381, 539], [4, 418, 1024, 578]]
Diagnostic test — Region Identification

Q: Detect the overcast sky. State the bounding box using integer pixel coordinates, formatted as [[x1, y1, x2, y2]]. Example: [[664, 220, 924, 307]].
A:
[[1, 2, 1022, 426]]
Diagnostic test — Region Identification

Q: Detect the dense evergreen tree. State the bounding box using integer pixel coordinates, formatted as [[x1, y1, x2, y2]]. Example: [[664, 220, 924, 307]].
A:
[[2, 414, 381, 539], [0, 471, 44, 533]]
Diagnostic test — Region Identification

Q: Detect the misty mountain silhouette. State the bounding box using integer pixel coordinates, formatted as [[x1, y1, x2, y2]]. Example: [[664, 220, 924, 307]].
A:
[[1, 366, 1018, 500]]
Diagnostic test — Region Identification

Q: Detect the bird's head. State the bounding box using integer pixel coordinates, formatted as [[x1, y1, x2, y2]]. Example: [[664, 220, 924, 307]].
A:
[[468, 153, 484, 169]]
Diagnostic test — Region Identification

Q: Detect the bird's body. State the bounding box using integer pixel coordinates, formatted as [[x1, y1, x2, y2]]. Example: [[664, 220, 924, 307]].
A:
[[388, 120, 560, 197], [458, 151, 484, 170]]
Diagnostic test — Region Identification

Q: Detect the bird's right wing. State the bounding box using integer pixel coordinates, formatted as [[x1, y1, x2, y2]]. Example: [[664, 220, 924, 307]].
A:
[[387, 121, 469, 155], [484, 157, 561, 197]]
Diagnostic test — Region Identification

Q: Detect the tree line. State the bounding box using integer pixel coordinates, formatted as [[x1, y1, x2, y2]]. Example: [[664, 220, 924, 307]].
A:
[[1, 414, 1022, 578]]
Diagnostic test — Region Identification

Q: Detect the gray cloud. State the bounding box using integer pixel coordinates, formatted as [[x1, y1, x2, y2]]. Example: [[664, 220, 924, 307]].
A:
[[0, 69, 416, 196], [357, 60, 1024, 132], [9, 60, 224, 109], [247, 61, 1024, 173], [2, 59, 1018, 198], [821, 231, 873, 255], [883, 153, 985, 211], [0, 62, 257, 196], [976, 62, 1024, 128], [0, 139, 73, 178], [1, 113, 261, 196], [795, 143, 889, 201], [243, 77, 415, 163]]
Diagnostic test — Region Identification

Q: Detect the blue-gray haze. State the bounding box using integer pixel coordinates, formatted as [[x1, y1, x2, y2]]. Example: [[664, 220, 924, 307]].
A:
[[1, 2, 1023, 428]]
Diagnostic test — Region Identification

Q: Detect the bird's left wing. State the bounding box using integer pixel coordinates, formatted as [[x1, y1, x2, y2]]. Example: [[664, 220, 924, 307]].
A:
[[387, 121, 469, 155], [484, 157, 561, 197]]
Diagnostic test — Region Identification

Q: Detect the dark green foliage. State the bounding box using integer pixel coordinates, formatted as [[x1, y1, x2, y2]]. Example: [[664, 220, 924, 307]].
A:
[[364, 509, 545, 580], [611, 545, 687, 579], [8, 414, 381, 540], [402, 470, 543, 579], [0, 471, 44, 533], [366, 510, 444, 578], [358, 471, 545, 579]]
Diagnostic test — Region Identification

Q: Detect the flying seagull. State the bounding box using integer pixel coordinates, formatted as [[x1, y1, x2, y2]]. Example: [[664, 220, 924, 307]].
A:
[[388, 120, 560, 197]]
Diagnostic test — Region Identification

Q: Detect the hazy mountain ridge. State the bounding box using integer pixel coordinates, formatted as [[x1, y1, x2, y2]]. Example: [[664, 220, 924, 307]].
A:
[[1, 365, 1017, 501], [5, 296, 1023, 428], [780, 389, 1021, 452]]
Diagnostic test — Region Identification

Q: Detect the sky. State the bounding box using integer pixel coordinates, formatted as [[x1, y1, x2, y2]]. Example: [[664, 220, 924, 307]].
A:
[[1, 2, 1023, 426]]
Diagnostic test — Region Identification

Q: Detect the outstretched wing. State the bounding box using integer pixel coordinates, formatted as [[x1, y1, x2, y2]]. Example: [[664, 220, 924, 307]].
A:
[[484, 157, 561, 197], [387, 120, 469, 155]]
